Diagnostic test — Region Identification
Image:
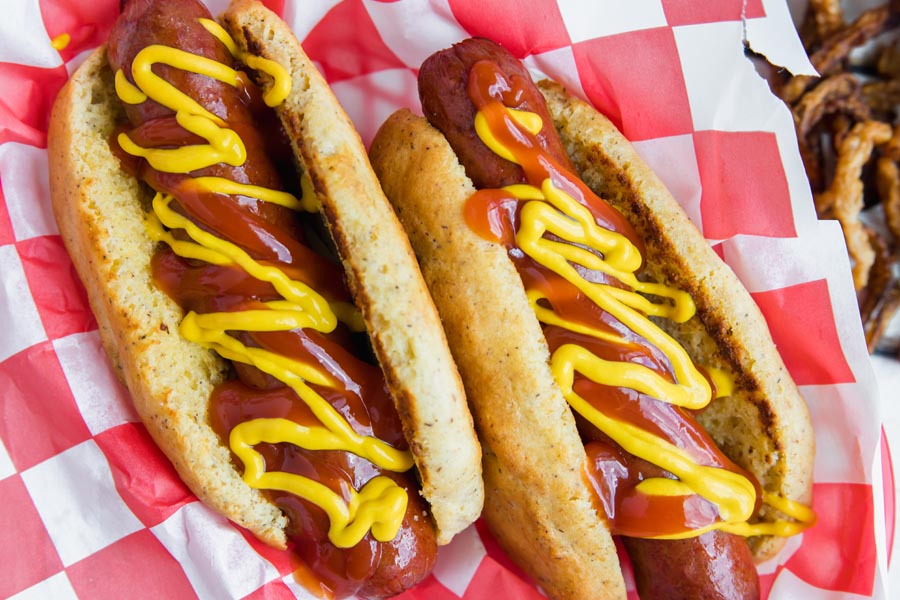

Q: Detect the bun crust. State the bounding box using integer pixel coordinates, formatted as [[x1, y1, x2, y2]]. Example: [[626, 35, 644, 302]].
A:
[[220, 0, 483, 543], [538, 79, 814, 560], [48, 47, 289, 547], [48, 0, 483, 550], [370, 108, 626, 599], [369, 83, 815, 595]]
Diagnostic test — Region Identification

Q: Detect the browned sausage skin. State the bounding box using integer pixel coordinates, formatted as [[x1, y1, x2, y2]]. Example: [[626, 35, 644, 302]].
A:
[[623, 533, 760, 600], [419, 36, 576, 188], [417, 37, 760, 599], [107, 0, 437, 597]]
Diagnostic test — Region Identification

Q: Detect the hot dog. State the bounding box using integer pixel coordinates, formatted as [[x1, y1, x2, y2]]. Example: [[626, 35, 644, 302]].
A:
[[47, 1, 483, 597], [369, 37, 816, 599]]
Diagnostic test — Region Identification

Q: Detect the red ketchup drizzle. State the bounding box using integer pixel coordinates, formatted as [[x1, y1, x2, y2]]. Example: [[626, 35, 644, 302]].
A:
[[463, 60, 758, 537], [108, 11, 431, 596]]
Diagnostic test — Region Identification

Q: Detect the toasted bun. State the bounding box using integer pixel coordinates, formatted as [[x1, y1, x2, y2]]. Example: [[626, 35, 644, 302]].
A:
[[49, 45, 289, 547], [537, 79, 814, 560], [368, 84, 814, 596], [370, 107, 626, 599], [221, 0, 483, 544], [48, 0, 483, 549]]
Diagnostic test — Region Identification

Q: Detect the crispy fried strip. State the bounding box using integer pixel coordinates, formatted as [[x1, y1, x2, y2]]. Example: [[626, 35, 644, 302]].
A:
[[782, 5, 896, 104], [862, 79, 900, 115], [798, 129, 826, 193], [810, 0, 845, 41], [792, 74, 872, 194], [830, 113, 858, 150], [865, 278, 900, 352], [794, 74, 870, 139], [860, 226, 893, 322], [816, 120, 892, 290], [882, 124, 900, 161], [876, 153, 900, 241], [877, 43, 900, 78]]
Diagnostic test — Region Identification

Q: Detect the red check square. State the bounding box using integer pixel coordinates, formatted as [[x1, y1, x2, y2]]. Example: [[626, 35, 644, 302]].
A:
[[94, 424, 194, 528], [572, 29, 693, 141], [693, 130, 796, 239], [785, 482, 876, 596], [474, 519, 533, 583], [243, 579, 296, 600], [0, 475, 64, 598], [463, 555, 546, 600], [0, 63, 67, 148], [67, 529, 196, 600], [448, 0, 570, 58], [750, 279, 855, 386], [882, 428, 895, 563], [0, 340, 91, 471], [301, 0, 407, 83], [239, 528, 295, 577], [395, 575, 460, 600], [661, 0, 765, 26], [262, 0, 285, 15], [38, 0, 118, 64], [18, 235, 96, 340], [0, 188, 14, 246], [758, 570, 777, 599]]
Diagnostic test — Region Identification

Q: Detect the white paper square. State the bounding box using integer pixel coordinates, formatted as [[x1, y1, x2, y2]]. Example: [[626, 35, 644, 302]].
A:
[[9, 572, 77, 600], [745, 0, 815, 76], [720, 235, 813, 294], [0, 435, 15, 481], [632, 134, 703, 234], [151, 503, 280, 600], [722, 225, 875, 378], [0, 245, 47, 363], [757, 533, 805, 576], [723, 225, 870, 368], [201, 0, 230, 18], [674, 21, 786, 133], [330, 69, 420, 148], [65, 49, 95, 77], [431, 524, 486, 597], [802, 383, 877, 485], [558, 0, 667, 42], [0, 1, 62, 69], [53, 332, 139, 436], [768, 566, 872, 599], [364, 0, 470, 69], [281, 574, 328, 600], [20, 440, 144, 567], [526, 46, 587, 102], [0, 143, 57, 242], [282, 0, 342, 43]]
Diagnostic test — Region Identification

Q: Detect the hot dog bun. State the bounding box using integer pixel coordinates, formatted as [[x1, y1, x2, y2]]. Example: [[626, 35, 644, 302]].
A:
[[48, 0, 482, 556], [369, 78, 815, 600]]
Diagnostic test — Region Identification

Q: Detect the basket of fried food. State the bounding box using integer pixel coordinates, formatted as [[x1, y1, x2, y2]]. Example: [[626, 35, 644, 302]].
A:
[[774, 0, 900, 356]]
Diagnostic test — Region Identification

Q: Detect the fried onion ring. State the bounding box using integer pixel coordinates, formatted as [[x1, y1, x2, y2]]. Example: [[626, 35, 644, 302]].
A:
[[782, 6, 898, 104], [877, 152, 900, 240], [811, 0, 846, 41], [816, 121, 893, 290]]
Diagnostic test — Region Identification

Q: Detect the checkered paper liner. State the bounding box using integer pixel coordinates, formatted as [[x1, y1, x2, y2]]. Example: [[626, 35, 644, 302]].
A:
[[0, 0, 893, 598]]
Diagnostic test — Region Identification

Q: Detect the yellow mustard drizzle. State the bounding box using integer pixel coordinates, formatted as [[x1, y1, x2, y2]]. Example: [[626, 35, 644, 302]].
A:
[[475, 102, 815, 538], [116, 19, 411, 547], [51, 33, 70, 51]]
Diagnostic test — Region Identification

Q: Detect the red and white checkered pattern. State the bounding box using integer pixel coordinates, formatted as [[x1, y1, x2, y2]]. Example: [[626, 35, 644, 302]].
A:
[[0, 0, 892, 598]]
